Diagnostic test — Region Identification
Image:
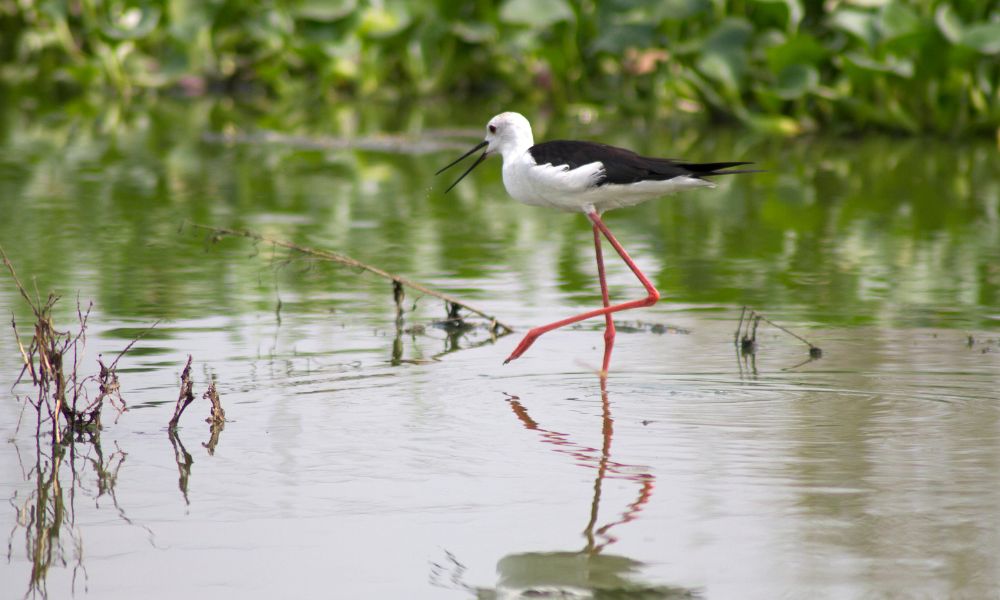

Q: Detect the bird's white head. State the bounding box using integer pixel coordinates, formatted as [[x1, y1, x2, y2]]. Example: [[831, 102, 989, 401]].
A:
[[435, 111, 534, 193], [483, 112, 534, 160]]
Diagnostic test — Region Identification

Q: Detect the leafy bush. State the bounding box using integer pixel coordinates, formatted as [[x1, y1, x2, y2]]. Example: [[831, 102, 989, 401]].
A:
[[1, 0, 997, 135]]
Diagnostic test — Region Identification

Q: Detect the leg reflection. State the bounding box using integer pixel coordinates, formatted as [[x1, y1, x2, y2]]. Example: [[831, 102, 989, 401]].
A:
[[431, 377, 695, 598], [505, 374, 655, 555]]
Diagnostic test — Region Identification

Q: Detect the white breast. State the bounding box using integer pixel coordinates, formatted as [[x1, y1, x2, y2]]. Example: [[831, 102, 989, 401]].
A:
[[502, 153, 605, 211]]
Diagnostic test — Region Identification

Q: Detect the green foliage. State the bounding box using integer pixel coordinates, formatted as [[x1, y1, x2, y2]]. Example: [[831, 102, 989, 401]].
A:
[[1, 0, 998, 135]]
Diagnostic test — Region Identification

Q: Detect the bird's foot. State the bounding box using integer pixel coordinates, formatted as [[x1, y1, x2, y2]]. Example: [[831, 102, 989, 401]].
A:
[[503, 333, 539, 364]]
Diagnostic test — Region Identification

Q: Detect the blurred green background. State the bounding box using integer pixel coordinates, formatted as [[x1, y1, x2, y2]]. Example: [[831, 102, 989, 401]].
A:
[[2, 0, 998, 136]]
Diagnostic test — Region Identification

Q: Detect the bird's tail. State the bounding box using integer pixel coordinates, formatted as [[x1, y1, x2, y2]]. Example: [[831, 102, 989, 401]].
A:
[[679, 161, 763, 177]]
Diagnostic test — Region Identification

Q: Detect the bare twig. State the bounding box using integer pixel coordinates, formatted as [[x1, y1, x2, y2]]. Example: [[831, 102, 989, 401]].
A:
[[168, 356, 195, 430], [108, 321, 160, 371], [184, 222, 513, 334], [204, 382, 225, 426], [0, 245, 37, 315], [735, 306, 822, 358], [202, 382, 225, 455], [10, 314, 34, 387], [393, 280, 405, 328]]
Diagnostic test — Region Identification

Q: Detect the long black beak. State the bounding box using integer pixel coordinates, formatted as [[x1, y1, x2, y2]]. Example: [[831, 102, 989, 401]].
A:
[[436, 140, 489, 193]]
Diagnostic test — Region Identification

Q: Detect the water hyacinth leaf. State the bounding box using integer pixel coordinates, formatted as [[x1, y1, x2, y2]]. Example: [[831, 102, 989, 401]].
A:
[[5, 0, 1000, 135], [651, 0, 712, 21], [500, 0, 574, 27], [766, 33, 827, 74], [774, 63, 819, 99], [166, 0, 215, 56], [829, 9, 880, 47], [681, 69, 730, 111], [934, 5, 963, 44], [293, 0, 357, 22], [696, 18, 753, 93], [703, 18, 754, 53], [960, 23, 1000, 55], [451, 21, 497, 44], [744, 113, 804, 136], [697, 53, 742, 94], [878, 2, 921, 42], [590, 24, 656, 55], [844, 52, 914, 78], [358, 2, 412, 38], [752, 0, 804, 32], [100, 5, 161, 40]]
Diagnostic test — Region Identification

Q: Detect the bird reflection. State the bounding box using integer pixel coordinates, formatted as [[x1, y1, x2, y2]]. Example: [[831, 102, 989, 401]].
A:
[[506, 376, 654, 554], [431, 375, 700, 598]]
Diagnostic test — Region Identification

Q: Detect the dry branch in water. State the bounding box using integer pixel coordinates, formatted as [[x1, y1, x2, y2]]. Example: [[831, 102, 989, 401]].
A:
[[735, 306, 822, 358], [204, 382, 225, 425], [168, 355, 195, 429], [203, 381, 225, 455], [2, 245, 152, 439], [184, 222, 513, 335]]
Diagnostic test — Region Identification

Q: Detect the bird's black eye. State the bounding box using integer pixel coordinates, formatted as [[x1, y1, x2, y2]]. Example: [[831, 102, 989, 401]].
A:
[[488, 124, 497, 134]]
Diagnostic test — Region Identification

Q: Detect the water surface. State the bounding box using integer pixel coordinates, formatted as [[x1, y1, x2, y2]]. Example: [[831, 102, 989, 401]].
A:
[[1, 99, 998, 599]]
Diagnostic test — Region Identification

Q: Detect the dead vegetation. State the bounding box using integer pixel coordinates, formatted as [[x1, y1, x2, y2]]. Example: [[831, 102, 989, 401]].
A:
[[2, 247, 225, 595], [735, 306, 822, 358], [734, 307, 823, 375], [203, 381, 226, 454], [7, 431, 132, 598], [611, 320, 691, 335], [967, 335, 999, 354], [168, 355, 196, 430], [1, 246, 157, 599], [2, 247, 146, 443], [184, 221, 514, 337], [165, 355, 227, 500]]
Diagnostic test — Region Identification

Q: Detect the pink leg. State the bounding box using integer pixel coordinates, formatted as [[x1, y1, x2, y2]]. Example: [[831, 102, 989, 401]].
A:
[[593, 222, 615, 374], [505, 211, 660, 364]]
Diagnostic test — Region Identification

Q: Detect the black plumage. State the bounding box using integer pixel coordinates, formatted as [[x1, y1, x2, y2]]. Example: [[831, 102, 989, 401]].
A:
[[528, 140, 756, 186]]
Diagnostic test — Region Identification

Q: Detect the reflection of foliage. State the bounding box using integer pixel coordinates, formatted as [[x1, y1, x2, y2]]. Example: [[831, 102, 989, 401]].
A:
[[0, 101, 996, 332], [644, 133, 1000, 327], [1, 1, 997, 134]]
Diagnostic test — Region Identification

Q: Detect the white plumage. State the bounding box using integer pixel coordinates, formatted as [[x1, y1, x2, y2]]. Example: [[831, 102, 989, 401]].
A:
[[487, 112, 715, 214]]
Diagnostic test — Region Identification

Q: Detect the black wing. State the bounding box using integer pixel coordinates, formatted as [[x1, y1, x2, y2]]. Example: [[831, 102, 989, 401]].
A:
[[528, 140, 756, 186]]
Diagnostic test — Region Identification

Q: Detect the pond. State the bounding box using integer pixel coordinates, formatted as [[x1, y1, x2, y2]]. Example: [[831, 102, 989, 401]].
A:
[[1, 98, 998, 599]]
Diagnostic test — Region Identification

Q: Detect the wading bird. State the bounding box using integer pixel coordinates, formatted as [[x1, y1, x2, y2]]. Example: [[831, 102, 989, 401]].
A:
[[437, 112, 757, 370]]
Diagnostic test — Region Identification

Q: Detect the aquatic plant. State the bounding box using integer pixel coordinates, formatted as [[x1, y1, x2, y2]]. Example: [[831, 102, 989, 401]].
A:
[[1, 0, 997, 135]]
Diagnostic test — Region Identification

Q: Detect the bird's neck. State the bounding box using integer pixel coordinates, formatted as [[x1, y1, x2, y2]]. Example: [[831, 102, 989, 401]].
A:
[[497, 132, 534, 164]]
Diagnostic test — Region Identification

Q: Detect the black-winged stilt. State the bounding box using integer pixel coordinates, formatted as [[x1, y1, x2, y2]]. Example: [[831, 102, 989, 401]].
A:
[[437, 112, 758, 369]]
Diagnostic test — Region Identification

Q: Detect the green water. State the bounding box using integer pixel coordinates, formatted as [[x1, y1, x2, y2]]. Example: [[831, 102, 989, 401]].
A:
[[2, 100, 996, 327], [1, 97, 999, 599]]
